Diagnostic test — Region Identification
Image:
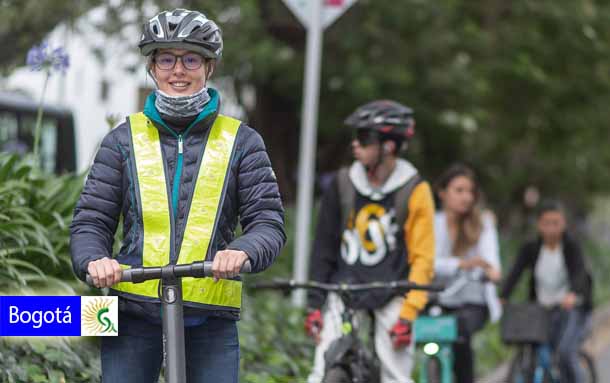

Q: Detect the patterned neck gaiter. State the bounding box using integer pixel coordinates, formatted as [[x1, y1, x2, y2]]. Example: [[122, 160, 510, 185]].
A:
[[154, 87, 211, 118]]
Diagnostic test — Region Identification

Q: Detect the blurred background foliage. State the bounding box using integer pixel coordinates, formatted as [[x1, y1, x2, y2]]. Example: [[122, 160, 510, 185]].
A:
[[3, 0, 610, 217]]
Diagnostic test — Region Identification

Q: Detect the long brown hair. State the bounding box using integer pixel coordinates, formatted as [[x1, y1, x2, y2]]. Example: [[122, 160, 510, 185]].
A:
[[435, 164, 483, 256]]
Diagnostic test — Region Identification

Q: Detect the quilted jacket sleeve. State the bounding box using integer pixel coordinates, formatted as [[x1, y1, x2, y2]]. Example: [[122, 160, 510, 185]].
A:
[[227, 126, 286, 273], [70, 128, 124, 281]]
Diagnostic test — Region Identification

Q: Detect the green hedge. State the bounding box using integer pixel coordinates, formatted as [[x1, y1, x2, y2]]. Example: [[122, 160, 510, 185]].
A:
[[0, 153, 83, 293], [0, 338, 100, 383], [0, 153, 101, 382]]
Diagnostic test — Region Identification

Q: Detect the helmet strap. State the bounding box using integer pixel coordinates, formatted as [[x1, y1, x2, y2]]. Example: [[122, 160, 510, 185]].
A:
[[204, 60, 215, 83], [147, 67, 160, 89]]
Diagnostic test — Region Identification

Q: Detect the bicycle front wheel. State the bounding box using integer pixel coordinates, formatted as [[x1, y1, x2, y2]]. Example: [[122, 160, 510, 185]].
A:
[[507, 349, 535, 383], [425, 356, 442, 383], [323, 366, 351, 383]]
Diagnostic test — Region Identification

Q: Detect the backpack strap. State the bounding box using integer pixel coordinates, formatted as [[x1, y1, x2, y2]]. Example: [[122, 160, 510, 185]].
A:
[[394, 174, 423, 230], [337, 167, 422, 230], [336, 167, 355, 228]]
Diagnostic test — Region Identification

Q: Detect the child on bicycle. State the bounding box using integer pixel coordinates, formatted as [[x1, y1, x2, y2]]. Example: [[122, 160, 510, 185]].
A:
[[500, 200, 593, 383], [304, 100, 435, 383], [433, 163, 503, 383]]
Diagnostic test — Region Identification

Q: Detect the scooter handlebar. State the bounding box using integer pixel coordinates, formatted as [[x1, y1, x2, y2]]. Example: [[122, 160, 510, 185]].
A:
[[85, 260, 252, 286]]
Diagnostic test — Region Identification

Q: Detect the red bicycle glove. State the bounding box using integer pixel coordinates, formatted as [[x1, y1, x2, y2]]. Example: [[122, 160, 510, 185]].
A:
[[389, 319, 412, 348], [305, 309, 323, 338]]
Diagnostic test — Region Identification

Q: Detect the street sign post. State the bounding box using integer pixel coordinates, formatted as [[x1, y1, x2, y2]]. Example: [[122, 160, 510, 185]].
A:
[[284, 0, 357, 306]]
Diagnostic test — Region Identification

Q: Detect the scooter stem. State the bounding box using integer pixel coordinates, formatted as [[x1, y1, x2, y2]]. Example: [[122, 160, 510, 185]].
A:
[[162, 276, 186, 383]]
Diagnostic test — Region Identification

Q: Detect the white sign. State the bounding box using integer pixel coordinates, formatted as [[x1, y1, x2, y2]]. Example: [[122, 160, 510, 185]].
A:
[[282, 0, 358, 29]]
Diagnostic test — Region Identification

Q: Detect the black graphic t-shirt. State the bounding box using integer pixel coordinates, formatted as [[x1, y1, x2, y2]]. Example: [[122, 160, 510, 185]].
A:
[[308, 177, 411, 310]]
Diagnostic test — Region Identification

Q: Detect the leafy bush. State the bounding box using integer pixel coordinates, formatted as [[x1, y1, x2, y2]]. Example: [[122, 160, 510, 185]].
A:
[[0, 153, 83, 293], [240, 292, 314, 382], [0, 338, 100, 383], [239, 205, 315, 382], [0, 153, 101, 382]]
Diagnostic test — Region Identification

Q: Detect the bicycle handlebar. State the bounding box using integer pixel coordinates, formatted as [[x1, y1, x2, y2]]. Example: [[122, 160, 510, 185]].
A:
[[85, 260, 251, 286], [250, 279, 444, 293]]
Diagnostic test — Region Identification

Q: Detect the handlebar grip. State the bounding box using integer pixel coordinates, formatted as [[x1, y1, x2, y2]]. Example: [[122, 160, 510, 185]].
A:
[[200, 260, 252, 275], [85, 269, 131, 287], [200, 260, 251, 277]]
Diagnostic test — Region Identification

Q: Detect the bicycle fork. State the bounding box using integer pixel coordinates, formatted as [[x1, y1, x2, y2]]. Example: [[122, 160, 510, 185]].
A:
[[514, 345, 557, 383], [419, 343, 453, 383]]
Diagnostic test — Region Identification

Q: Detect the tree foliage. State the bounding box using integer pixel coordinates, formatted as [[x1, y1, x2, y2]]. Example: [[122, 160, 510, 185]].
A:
[[0, 0, 102, 72], [159, 0, 610, 215], [4, 0, 610, 216]]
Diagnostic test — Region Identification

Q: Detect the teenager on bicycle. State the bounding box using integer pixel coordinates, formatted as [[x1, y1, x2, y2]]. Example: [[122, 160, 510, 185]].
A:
[[433, 163, 502, 383], [501, 200, 593, 383], [70, 9, 286, 383], [304, 100, 435, 383]]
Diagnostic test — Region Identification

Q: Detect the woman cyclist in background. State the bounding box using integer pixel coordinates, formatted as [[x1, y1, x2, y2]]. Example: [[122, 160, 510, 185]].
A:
[[501, 200, 593, 383], [433, 163, 502, 383]]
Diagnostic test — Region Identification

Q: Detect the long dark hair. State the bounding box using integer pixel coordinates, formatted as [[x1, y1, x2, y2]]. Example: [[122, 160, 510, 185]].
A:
[[435, 163, 483, 256]]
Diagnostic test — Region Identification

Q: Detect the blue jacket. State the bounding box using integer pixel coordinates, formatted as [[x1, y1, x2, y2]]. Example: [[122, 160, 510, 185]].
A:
[[70, 89, 286, 320]]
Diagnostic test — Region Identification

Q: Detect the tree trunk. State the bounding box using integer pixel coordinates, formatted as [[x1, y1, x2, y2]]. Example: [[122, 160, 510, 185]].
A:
[[250, 82, 300, 203]]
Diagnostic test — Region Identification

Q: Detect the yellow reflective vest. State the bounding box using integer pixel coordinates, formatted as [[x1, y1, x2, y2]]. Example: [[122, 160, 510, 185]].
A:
[[112, 112, 242, 309]]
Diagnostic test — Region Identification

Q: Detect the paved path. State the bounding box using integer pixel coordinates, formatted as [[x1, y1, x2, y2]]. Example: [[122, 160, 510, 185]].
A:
[[586, 303, 610, 382], [595, 343, 610, 381]]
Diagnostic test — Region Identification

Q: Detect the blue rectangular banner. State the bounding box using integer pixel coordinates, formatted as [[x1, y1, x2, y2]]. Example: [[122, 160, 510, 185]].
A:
[[0, 296, 118, 336], [0, 296, 81, 336]]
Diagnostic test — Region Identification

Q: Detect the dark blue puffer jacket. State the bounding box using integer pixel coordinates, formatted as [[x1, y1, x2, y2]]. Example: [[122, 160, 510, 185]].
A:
[[70, 89, 286, 320]]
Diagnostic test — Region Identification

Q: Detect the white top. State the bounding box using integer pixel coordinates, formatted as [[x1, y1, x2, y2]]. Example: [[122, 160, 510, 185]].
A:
[[535, 245, 569, 307], [434, 211, 503, 322], [349, 158, 417, 200]]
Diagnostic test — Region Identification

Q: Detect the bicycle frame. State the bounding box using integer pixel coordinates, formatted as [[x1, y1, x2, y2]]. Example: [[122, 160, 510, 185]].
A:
[[323, 300, 378, 383], [250, 279, 443, 383], [87, 261, 251, 383], [414, 270, 486, 383], [511, 343, 549, 383]]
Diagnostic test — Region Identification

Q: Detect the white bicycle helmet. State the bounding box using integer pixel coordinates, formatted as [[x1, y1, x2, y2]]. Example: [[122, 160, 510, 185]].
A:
[[139, 8, 223, 59]]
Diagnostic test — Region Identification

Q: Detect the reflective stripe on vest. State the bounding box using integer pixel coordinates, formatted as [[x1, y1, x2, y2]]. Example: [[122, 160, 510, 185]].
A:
[[113, 112, 242, 309]]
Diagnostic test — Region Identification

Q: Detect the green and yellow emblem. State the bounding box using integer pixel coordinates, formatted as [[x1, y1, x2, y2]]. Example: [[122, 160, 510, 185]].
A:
[[82, 297, 118, 335]]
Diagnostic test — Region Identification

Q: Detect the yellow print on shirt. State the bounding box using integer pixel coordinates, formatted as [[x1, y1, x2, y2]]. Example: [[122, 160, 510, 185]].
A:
[[341, 203, 400, 266]]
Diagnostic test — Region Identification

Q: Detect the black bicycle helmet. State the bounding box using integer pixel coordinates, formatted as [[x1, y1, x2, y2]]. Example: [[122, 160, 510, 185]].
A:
[[344, 100, 415, 140], [139, 9, 223, 59]]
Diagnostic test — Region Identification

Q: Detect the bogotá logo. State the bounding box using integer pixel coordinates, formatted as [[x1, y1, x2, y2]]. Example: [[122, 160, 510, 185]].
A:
[[81, 296, 118, 336]]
